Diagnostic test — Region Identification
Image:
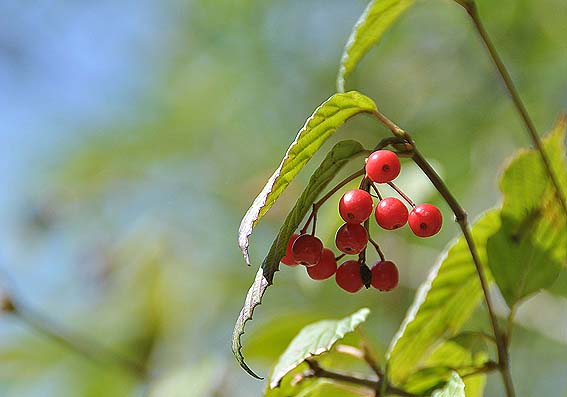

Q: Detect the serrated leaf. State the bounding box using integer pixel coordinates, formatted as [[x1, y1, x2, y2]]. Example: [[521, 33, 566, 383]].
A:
[[432, 372, 465, 397], [499, 115, 567, 222], [386, 210, 500, 385], [337, 0, 416, 92], [238, 92, 377, 263], [232, 140, 368, 379], [269, 308, 370, 389], [487, 117, 567, 306]]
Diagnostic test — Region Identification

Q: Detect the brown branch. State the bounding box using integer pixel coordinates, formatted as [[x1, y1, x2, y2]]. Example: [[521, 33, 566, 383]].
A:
[[460, 0, 567, 223], [370, 109, 513, 396]]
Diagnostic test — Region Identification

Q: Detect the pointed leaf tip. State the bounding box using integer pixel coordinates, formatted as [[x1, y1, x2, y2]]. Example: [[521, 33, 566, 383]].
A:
[[237, 92, 376, 262]]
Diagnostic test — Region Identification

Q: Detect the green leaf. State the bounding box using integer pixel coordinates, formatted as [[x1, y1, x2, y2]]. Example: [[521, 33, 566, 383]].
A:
[[499, 115, 567, 222], [269, 308, 370, 389], [337, 0, 416, 92], [402, 334, 489, 397], [238, 92, 377, 263], [232, 140, 368, 379], [487, 117, 567, 306], [432, 372, 466, 397], [386, 210, 501, 385], [265, 377, 367, 397]]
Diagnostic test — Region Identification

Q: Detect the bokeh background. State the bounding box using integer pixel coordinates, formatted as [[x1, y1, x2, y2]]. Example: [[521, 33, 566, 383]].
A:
[[1, 0, 566, 396]]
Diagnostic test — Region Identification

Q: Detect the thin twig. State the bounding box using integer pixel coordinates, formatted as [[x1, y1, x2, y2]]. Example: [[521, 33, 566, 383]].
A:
[[506, 304, 517, 346], [368, 237, 385, 261], [335, 253, 347, 261], [370, 109, 513, 396], [12, 299, 146, 379], [387, 182, 415, 207], [0, 266, 147, 380], [460, 0, 567, 220], [304, 359, 418, 397], [370, 182, 383, 200], [459, 360, 499, 379]]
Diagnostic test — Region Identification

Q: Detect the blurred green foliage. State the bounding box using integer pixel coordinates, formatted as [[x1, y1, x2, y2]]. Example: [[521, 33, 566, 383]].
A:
[[1, 0, 566, 396]]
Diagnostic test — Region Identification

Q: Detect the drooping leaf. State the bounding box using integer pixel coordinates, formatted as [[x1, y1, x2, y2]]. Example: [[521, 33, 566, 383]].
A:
[[238, 92, 377, 263], [386, 210, 500, 385], [269, 308, 370, 389], [431, 372, 466, 397], [337, 0, 416, 92], [232, 140, 368, 379], [487, 117, 567, 306]]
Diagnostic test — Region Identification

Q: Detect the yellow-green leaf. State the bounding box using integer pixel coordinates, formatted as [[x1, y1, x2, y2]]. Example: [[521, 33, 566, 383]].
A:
[[337, 0, 416, 92], [238, 92, 377, 263], [386, 210, 500, 385]]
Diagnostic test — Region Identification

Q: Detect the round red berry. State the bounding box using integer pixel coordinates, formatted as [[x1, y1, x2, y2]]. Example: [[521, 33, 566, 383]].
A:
[[335, 260, 363, 293], [374, 197, 409, 230], [408, 204, 443, 237], [371, 261, 399, 291], [335, 223, 368, 255], [365, 150, 401, 183], [339, 189, 373, 224], [281, 233, 300, 266], [307, 248, 337, 280], [291, 234, 324, 265]]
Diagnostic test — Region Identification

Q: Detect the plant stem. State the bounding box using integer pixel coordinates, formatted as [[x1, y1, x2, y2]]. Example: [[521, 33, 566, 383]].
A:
[[370, 109, 515, 397], [370, 183, 383, 200], [368, 237, 385, 261], [304, 359, 417, 397], [459, 0, 567, 217], [387, 182, 415, 207], [459, 360, 499, 378], [12, 299, 146, 379]]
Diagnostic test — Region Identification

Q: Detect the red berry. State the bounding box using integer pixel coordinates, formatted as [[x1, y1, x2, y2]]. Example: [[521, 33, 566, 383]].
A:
[[307, 249, 337, 280], [291, 234, 324, 265], [335, 223, 368, 255], [335, 260, 363, 293], [339, 189, 373, 224], [281, 233, 300, 266], [365, 150, 401, 183], [374, 197, 409, 230], [370, 261, 399, 291], [408, 204, 443, 237]]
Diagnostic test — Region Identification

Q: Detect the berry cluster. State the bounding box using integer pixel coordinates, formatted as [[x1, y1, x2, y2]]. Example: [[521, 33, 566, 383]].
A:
[[281, 150, 443, 293]]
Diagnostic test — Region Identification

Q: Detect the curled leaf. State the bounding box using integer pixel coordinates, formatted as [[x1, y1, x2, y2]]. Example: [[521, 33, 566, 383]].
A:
[[232, 140, 367, 378], [238, 92, 377, 264]]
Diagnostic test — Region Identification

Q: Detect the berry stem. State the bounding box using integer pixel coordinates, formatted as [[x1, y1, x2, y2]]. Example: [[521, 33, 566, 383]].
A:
[[387, 182, 415, 207], [370, 182, 383, 200], [368, 236, 385, 262], [335, 253, 346, 261], [300, 168, 366, 234], [300, 136, 411, 234], [310, 204, 318, 236], [370, 108, 514, 397]]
